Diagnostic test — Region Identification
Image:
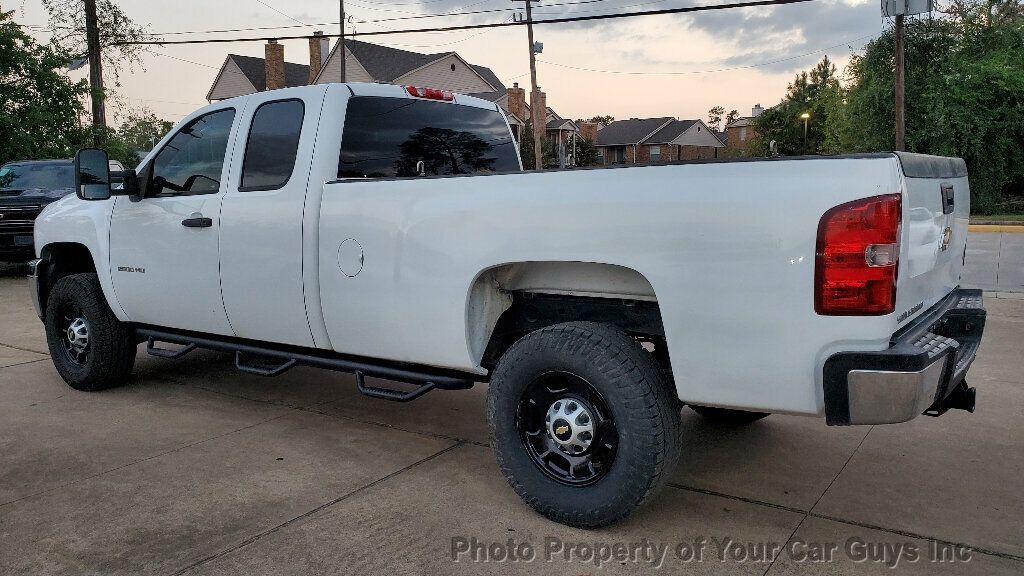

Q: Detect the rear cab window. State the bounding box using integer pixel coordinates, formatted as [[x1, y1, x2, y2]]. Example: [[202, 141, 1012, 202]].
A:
[[338, 97, 520, 179], [240, 99, 305, 191]]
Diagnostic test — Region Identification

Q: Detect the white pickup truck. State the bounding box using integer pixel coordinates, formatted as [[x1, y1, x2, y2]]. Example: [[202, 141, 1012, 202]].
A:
[[29, 82, 985, 528]]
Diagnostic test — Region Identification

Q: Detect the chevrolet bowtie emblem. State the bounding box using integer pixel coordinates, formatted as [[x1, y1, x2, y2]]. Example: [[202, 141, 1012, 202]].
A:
[[940, 227, 952, 252], [555, 425, 569, 435]]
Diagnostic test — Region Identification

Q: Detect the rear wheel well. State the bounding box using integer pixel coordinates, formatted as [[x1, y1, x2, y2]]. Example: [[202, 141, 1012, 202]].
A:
[[481, 291, 671, 372]]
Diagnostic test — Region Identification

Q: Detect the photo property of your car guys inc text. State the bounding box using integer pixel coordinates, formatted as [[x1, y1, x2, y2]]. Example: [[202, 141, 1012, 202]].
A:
[[2, 0, 1023, 574]]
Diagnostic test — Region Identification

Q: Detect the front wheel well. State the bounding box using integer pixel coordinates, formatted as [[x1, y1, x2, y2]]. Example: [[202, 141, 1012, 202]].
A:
[[38, 243, 97, 314]]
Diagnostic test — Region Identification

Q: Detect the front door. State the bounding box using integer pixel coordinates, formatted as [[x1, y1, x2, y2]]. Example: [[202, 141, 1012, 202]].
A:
[[108, 107, 239, 335]]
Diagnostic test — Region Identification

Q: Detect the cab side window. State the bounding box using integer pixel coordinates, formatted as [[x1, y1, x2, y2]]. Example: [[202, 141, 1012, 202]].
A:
[[149, 108, 235, 196], [239, 99, 304, 191]]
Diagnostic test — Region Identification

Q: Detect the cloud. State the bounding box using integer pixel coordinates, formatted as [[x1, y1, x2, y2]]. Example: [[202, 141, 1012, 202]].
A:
[[388, 0, 881, 73], [682, 0, 881, 72]]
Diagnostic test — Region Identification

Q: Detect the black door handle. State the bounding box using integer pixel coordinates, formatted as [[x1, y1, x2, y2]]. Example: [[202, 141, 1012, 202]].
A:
[[941, 184, 955, 215], [181, 216, 213, 228]]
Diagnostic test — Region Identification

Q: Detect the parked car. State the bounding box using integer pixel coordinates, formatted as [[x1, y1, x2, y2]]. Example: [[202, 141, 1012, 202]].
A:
[[27, 82, 985, 528], [0, 159, 123, 262]]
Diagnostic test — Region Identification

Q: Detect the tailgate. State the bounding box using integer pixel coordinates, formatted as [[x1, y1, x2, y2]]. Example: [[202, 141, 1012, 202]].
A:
[[895, 152, 970, 327]]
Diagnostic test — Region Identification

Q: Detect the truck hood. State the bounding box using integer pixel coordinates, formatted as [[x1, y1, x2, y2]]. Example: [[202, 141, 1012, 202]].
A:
[[0, 187, 74, 202]]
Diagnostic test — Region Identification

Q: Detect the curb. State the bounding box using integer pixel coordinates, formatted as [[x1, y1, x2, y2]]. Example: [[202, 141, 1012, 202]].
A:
[[969, 224, 1024, 233]]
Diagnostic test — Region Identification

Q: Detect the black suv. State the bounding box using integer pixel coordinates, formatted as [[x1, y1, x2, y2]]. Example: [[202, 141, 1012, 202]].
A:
[[0, 160, 83, 262]]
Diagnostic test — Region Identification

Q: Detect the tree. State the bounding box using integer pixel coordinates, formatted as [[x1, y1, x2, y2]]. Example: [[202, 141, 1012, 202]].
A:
[[117, 108, 174, 151], [518, 124, 557, 170], [707, 106, 725, 131], [41, 0, 152, 88], [572, 136, 601, 167], [41, 0, 153, 143], [583, 115, 615, 126], [752, 56, 842, 156], [826, 3, 1024, 213], [708, 106, 740, 131], [0, 10, 90, 165]]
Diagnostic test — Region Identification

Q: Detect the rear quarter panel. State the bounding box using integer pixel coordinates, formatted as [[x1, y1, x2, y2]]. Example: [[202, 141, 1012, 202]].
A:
[[318, 156, 908, 415]]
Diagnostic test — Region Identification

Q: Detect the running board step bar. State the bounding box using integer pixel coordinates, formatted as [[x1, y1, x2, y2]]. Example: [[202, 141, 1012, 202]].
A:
[[137, 327, 476, 401]]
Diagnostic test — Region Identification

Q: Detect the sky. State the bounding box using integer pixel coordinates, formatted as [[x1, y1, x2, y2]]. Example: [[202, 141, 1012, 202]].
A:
[[12, 0, 887, 126]]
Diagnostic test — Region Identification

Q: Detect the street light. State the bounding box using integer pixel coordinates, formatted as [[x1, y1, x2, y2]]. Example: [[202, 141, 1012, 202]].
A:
[[800, 112, 811, 151]]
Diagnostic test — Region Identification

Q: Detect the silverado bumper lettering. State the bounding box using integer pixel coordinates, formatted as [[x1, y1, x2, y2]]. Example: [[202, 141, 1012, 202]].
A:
[[823, 288, 986, 426]]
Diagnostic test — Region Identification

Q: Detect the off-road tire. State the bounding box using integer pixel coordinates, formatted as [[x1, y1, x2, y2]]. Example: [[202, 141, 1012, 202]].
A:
[[487, 321, 682, 528], [688, 405, 770, 424], [45, 273, 136, 391]]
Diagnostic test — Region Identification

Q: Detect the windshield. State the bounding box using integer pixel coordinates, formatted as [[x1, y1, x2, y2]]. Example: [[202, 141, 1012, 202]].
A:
[[0, 162, 75, 192]]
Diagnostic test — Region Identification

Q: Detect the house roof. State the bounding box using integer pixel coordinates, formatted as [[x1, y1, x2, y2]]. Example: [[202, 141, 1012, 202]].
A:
[[727, 116, 755, 128], [645, 120, 698, 145], [228, 54, 310, 91], [596, 117, 673, 146], [465, 91, 505, 102], [713, 130, 728, 145], [320, 40, 505, 91], [547, 119, 577, 130]]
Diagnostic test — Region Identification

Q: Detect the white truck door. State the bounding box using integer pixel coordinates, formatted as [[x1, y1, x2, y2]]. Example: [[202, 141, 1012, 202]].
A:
[[217, 92, 322, 347], [108, 107, 239, 336]]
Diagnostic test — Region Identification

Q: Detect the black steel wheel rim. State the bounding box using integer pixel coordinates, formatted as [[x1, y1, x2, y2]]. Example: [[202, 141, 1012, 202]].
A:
[[516, 371, 618, 486]]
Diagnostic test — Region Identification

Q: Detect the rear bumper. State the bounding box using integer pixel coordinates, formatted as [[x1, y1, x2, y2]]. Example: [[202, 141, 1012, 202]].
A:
[[823, 288, 986, 426]]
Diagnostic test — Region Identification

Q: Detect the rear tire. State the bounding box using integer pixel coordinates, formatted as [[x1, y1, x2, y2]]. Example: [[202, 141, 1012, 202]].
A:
[[688, 405, 769, 424], [44, 273, 136, 391], [487, 321, 681, 528]]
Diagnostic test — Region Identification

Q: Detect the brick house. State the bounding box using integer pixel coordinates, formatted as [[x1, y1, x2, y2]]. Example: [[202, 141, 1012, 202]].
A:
[[724, 104, 765, 156], [595, 117, 724, 165], [207, 35, 506, 101], [468, 83, 579, 163]]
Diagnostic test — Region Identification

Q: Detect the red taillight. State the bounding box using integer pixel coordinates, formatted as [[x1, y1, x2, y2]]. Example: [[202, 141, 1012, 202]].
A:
[[815, 194, 902, 315], [406, 86, 454, 101]]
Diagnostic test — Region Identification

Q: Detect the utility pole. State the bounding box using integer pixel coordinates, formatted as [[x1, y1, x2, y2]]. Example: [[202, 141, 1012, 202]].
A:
[[894, 13, 906, 151], [84, 0, 105, 145], [339, 0, 346, 82], [515, 0, 544, 170]]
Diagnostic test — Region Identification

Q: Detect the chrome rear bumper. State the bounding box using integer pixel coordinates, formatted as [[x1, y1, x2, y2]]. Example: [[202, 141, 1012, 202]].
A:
[[823, 288, 986, 426]]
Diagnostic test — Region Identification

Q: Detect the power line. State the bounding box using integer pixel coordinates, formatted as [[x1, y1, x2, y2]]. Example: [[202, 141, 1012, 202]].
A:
[[253, 0, 308, 27], [108, 0, 817, 46], [70, 0, 612, 37]]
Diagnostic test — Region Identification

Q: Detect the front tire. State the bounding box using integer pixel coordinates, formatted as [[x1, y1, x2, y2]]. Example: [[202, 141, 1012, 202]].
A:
[[45, 273, 136, 391], [487, 322, 681, 528]]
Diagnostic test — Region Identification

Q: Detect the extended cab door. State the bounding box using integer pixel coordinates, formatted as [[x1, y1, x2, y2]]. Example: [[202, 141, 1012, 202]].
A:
[[217, 89, 324, 347], [108, 107, 239, 335]]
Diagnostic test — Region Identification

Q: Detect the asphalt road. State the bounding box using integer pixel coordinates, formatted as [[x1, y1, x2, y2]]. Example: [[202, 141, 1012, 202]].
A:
[[1, 258, 1023, 574]]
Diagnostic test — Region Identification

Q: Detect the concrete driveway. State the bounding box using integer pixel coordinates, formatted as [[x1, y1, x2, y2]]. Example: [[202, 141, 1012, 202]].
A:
[[962, 231, 1024, 294], [1, 268, 1022, 575]]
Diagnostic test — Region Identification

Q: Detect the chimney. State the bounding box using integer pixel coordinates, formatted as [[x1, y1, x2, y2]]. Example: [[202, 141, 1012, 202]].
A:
[[506, 82, 526, 120], [579, 121, 599, 143], [530, 87, 547, 134], [265, 39, 285, 91], [308, 31, 329, 84], [752, 104, 764, 117]]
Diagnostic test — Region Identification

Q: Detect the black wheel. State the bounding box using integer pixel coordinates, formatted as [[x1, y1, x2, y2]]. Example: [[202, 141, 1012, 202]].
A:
[[688, 405, 769, 424], [44, 273, 136, 391], [487, 322, 681, 528]]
